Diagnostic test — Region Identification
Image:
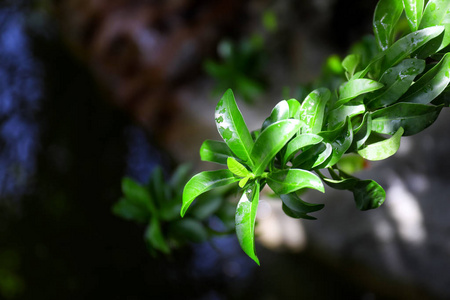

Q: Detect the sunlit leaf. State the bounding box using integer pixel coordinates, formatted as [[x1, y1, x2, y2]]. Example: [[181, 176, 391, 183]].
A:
[[402, 0, 425, 31], [419, 0, 450, 29], [261, 100, 290, 131], [373, 0, 403, 51], [235, 181, 260, 265], [251, 119, 303, 176], [327, 99, 365, 129], [215, 89, 254, 165], [299, 88, 331, 133], [337, 79, 383, 107], [358, 127, 404, 161], [283, 133, 324, 165], [181, 170, 239, 217], [287, 99, 301, 119], [267, 169, 324, 195], [227, 157, 250, 177]]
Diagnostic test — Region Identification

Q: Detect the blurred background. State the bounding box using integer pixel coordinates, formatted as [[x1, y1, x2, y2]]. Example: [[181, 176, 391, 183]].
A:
[[1, 0, 450, 299]]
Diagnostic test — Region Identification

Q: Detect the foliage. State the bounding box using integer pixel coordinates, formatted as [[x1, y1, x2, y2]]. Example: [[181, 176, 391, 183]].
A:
[[112, 165, 235, 256], [182, 0, 450, 265]]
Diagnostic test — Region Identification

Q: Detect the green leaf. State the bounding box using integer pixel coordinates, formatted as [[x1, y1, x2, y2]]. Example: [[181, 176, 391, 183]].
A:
[[261, 100, 290, 131], [337, 154, 366, 174], [280, 193, 324, 214], [283, 133, 324, 165], [299, 88, 331, 133], [267, 169, 324, 195], [319, 118, 353, 168], [402, 0, 425, 31], [358, 127, 404, 161], [122, 177, 155, 214], [148, 167, 166, 208], [287, 99, 301, 119], [327, 100, 365, 129], [170, 219, 209, 243], [419, 0, 450, 29], [321, 176, 358, 190], [342, 54, 361, 79], [373, 0, 403, 51], [189, 195, 223, 220], [200, 140, 236, 165], [352, 180, 386, 210], [169, 163, 192, 191], [400, 53, 450, 104], [282, 203, 316, 220], [251, 119, 303, 176], [227, 157, 251, 177], [145, 218, 170, 254], [337, 79, 383, 107], [112, 198, 151, 223], [235, 181, 260, 265], [382, 26, 445, 70], [367, 58, 426, 108], [350, 113, 372, 151], [215, 89, 254, 165], [292, 142, 332, 170], [181, 170, 239, 217], [371, 102, 443, 135]]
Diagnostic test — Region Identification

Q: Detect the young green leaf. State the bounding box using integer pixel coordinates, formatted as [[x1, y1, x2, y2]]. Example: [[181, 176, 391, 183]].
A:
[[336, 79, 383, 107], [402, 0, 425, 31], [400, 53, 450, 104], [145, 218, 170, 254], [382, 26, 444, 70], [283, 133, 324, 165], [367, 58, 426, 108], [261, 100, 290, 131], [267, 169, 324, 195], [373, 0, 403, 51], [299, 88, 331, 133], [342, 54, 361, 79], [251, 119, 303, 176], [227, 157, 251, 177], [419, 0, 450, 29], [287, 99, 301, 119], [200, 140, 236, 165], [235, 181, 260, 265], [181, 170, 239, 217], [352, 180, 386, 210], [358, 127, 404, 161], [371, 102, 443, 135], [215, 89, 254, 165]]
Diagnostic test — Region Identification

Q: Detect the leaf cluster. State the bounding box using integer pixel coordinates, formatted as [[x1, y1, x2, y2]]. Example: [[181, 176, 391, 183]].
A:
[[183, 0, 450, 265]]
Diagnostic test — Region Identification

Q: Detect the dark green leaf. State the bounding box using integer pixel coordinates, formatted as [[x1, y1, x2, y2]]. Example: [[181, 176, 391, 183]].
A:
[[181, 170, 239, 217], [200, 140, 236, 165], [251, 119, 303, 176], [358, 127, 404, 161], [299, 88, 331, 133], [337, 79, 383, 107], [367, 58, 426, 108], [319, 118, 353, 168], [283, 133, 324, 165], [145, 218, 170, 254], [382, 26, 444, 70], [267, 169, 324, 195], [373, 0, 403, 51], [112, 198, 151, 223], [350, 113, 372, 151], [170, 219, 208, 243], [280, 193, 324, 214], [327, 100, 365, 129], [148, 167, 166, 208], [292, 142, 332, 170], [282, 203, 316, 220], [402, 0, 425, 31], [215, 89, 254, 165], [401, 53, 450, 104], [371, 102, 443, 135], [189, 195, 223, 220], [352, 180, 386, 210], [235, 181, 260, 265], [122, 177, 155, 214], [321, 176, 358, 190], [169, 163, 192, 191], [261, 100, 290, 131]]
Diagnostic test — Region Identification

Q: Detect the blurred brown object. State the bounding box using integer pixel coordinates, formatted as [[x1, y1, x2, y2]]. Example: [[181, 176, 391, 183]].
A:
[[54, 0, 245, 134]]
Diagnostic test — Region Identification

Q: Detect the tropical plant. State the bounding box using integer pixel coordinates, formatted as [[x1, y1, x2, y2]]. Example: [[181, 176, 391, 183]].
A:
[[181, 0, 450, 265]]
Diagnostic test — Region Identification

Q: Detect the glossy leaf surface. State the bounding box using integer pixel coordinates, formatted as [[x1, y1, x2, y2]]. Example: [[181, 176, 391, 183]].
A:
[[402, 0, 425, 31], [181, 170, 239, 217], [371, 102, 443, 135], [292, 142, 332, 170], [353, 180, 386, 210], [382, 26, 444, 70], [280, 193, 324, 220], [215, 89, 254, 164], [287, 99, 301, 119], [251, 119, 303, 176], [267, 169, 324, 195], [373, 0, 403, 51], [367, 58, 425, 108], [299, 88, 331, 133], [261, 100, 289, 131], [328, 101, 365, 129], [320, 118, 353, 168], [419, 0, 450, 29], [283, 133, 324, 165], [351, 113, 372, 151], [401, 53, 450, 104], [200, 140, 235, 165], [337, 79, 383, 106], [358, 127, 404, 161], [342, 54, 361, 79], [235, 181, 260, 265], [227, 157, 250, 177]]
